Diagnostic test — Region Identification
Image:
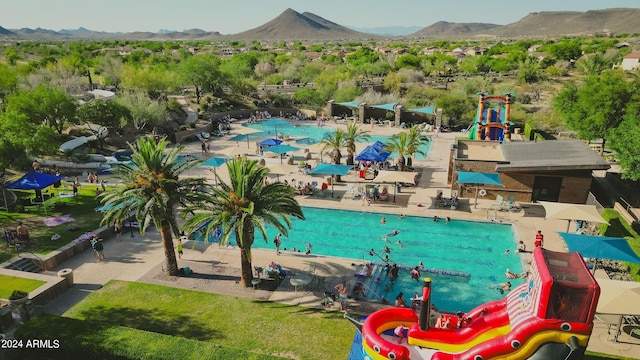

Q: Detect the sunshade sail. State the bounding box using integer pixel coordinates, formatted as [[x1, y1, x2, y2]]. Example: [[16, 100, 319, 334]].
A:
[[407, 106, 435, 115], [232, 126, 263, 135], [456, 171, 503, 186], [336, 101, 360, 108], [559, 232, 640, 264], [541, 202, 608, 224], [373, 171, 416, 185], [370, 102, 398, 111], [266, 164, 299, 175], [309, 163, 353, 176], [596, 278, 640, 315]]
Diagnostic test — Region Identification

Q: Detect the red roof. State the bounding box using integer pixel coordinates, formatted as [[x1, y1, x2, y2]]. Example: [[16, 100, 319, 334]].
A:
[[624, 52, 640, 59]]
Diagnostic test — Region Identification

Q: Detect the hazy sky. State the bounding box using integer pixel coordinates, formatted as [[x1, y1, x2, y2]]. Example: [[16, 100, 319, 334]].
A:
[[1, 0, 638, 34]]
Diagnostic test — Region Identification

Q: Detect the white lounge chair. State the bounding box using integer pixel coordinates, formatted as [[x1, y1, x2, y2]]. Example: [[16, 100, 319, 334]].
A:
[[344, 184, 356, 199]]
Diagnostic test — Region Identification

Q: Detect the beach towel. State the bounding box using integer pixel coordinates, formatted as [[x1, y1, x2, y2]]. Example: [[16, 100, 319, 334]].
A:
[[43, 214, 75, 226]]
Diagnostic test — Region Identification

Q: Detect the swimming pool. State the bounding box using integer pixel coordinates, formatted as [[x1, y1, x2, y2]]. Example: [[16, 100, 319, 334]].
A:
[[228, 119, 431, 159], [196, 206, 524, 312]]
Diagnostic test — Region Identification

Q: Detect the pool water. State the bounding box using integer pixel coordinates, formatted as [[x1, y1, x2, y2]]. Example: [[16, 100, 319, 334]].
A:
[[228, 119, 431, 159], [196, 206, 524, 312]]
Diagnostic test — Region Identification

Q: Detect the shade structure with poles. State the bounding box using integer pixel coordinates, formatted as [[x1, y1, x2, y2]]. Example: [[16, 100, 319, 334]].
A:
[[372, 170, 417, 202], [594, 278, 640, 342], [308, 163, 354, 197], [199, 157, 228, 186], [541, 202, 609, 232], [266, 164, 298, 182], [232, 126, 263, 149], [558, 232, 640, 265], [455, 171, 503, 208]]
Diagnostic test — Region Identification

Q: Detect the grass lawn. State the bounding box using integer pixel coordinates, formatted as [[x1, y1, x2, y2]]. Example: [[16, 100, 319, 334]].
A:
[[57, 280, 354, 359], [0, 275, 46, 298], [1, 185, 106, 264]]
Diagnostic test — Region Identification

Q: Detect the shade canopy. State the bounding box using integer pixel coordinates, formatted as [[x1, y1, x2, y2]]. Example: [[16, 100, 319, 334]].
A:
[[309, 163, 353, 176], [199, 157, 228, 168], [596, 278, 640, 316], [355, 145, 390, 162], [370, 102, 398, 111], [373, 171, 416, 185], [258, 138, 283, 147], [559, 232, 640, 264], [541, 202, 608, 224], [263, 144, 300, 155], [456, 171, 503, 186], [407, 106, 436, 115], [4, 170, 62, 191]]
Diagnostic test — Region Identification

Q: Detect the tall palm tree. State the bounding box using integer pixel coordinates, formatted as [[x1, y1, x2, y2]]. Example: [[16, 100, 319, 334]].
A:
[[99, 137, 207, 276], [182, 158, 304, 287], [344, 123, 370, 165], [405, 125, 429, 167], [384, 132, 412, 171]]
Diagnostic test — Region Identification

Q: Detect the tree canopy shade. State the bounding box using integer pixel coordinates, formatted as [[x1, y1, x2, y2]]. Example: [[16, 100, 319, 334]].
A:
[[178, 54, 227, 103], [553, 71, 632, 153], [5, 85, 77, 134], [98, 137, 207, 276], [181, 158, 304, 287]]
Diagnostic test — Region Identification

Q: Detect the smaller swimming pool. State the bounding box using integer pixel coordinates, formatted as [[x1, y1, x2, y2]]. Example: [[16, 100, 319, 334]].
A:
[[228, 119, 431, 159]]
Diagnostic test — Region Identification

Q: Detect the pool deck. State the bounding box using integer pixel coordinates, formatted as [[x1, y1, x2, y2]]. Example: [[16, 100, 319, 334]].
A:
[[39, 121, 639, 358]]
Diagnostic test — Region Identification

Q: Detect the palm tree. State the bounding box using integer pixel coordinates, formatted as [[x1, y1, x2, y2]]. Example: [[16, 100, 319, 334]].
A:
[[384, 132, 412, 171], [99, 137, 207, 276], [344, 123, 370, 165], [182, 158, 304, 287], [404, 125, 429, 167], [320, 129, 347, 165]]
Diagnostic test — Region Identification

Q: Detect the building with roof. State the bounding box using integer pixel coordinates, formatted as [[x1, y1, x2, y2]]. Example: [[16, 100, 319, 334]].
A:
[[448, 140, 610, 204], [621, 52, 640, 71]]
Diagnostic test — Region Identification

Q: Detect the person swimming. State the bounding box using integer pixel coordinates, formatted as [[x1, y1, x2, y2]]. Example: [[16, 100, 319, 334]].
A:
[[387, 230, 400, 237]]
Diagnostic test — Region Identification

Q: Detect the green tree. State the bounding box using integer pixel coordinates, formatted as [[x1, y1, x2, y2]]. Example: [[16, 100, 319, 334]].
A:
[[404, 125, 429, 167], [574, 53, 613, 76], [0, 63, 18, 101], [0, 112, 58, 176], [344, 123, 370, 166], [5, 86, 77, 134], [117, 91, 167, 131], [99, 137, 207, 276], [548, 41, 582, 61], [553, 71, 632, 153], [76, 100, 132, 150], [609, 114, 640, 180], [383, 132, 411, 171], [178, 54, 226, 103], [435, 92, 474, 127], [320, 129, 347, 165], [182, 158, 304, 287], [292, 88, 324, 108]]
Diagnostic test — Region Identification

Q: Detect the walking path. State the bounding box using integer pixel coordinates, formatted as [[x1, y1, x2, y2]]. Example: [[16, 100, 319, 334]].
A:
[[31, 124, 640, 358]]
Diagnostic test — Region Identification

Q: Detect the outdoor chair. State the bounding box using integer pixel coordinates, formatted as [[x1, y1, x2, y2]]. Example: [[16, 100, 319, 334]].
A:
[[344, 184, 356, 199]]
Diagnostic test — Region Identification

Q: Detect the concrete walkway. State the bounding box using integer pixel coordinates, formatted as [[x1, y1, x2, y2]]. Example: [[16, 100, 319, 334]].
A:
[[36, 125, 639, 358]]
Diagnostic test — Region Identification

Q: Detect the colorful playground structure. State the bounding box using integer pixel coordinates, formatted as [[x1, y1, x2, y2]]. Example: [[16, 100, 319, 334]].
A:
[[468, 93, 514, 142], [357, 247, 600, 360]]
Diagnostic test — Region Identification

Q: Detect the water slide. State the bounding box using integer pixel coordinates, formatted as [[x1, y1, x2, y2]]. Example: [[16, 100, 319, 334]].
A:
[[358, 248, 600, 360], [59, 123, 109, 152]]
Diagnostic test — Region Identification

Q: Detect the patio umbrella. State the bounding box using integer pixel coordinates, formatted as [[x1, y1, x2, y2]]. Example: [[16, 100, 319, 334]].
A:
[[309, 163, 354, 197], [456, 171, 504, 208], [541, 202, 609, 232], [218, 146, 248, 158], [232, 126, 263, 148], [199, 157, 227, 186], [595, 278, 640, 342], [373, 170, 417, 202], [558, 232, 640, 274], [266, 164, 298, 182], [258, 138, 283, 147], [263, 144, 301, 164]]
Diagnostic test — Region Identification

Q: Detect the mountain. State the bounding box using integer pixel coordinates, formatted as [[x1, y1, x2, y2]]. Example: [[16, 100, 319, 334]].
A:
[[478, 8, 640, 37], [230, 8, 377, 40], [349, 26, 423, 36], [0, 25, 14, 35], [410, 21, 500, 37]]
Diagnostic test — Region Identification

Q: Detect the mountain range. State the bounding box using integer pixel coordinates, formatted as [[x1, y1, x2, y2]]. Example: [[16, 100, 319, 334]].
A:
[[1, 8, 639, 41]]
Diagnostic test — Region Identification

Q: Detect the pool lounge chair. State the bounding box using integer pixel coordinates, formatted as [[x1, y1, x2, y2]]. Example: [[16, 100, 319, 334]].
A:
[[491, 194, 505, 209], [344, 184, 356, 199]]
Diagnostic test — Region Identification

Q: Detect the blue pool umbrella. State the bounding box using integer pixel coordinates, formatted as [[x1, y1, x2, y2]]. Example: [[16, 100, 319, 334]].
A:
[[559, 232, 640, 266], [355, 145, 390, 162], [199, 157, 227, 186], [309, 163, 354, 197], [258, 138, 283, 147], [456, 171, 504, 208]]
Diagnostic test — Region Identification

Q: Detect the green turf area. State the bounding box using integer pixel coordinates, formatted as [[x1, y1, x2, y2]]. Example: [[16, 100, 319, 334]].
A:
[[601, 209, 640, 282], [15, 280, 355, 359], [1, 185, 107, 264], [0, 275, 46, 298]]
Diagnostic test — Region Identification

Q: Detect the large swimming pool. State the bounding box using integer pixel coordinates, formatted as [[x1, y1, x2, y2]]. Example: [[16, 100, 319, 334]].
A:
[[228, 119, 431, 159], [196, 206, 525, 312]]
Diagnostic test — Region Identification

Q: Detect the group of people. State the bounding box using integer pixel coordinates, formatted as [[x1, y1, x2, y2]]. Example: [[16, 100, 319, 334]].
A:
[[273, 233, 312, 255]]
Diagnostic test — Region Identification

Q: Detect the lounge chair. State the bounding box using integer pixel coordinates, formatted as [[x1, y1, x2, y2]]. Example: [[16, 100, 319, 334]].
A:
[[344, 184, 356, 199], [378, 186, 389, 201], [491, 194, 505, 209]]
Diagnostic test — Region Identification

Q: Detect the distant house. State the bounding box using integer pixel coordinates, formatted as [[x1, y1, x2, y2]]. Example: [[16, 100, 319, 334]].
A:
[[420, 46, 443, 55], [621, 52, 640, 71]]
